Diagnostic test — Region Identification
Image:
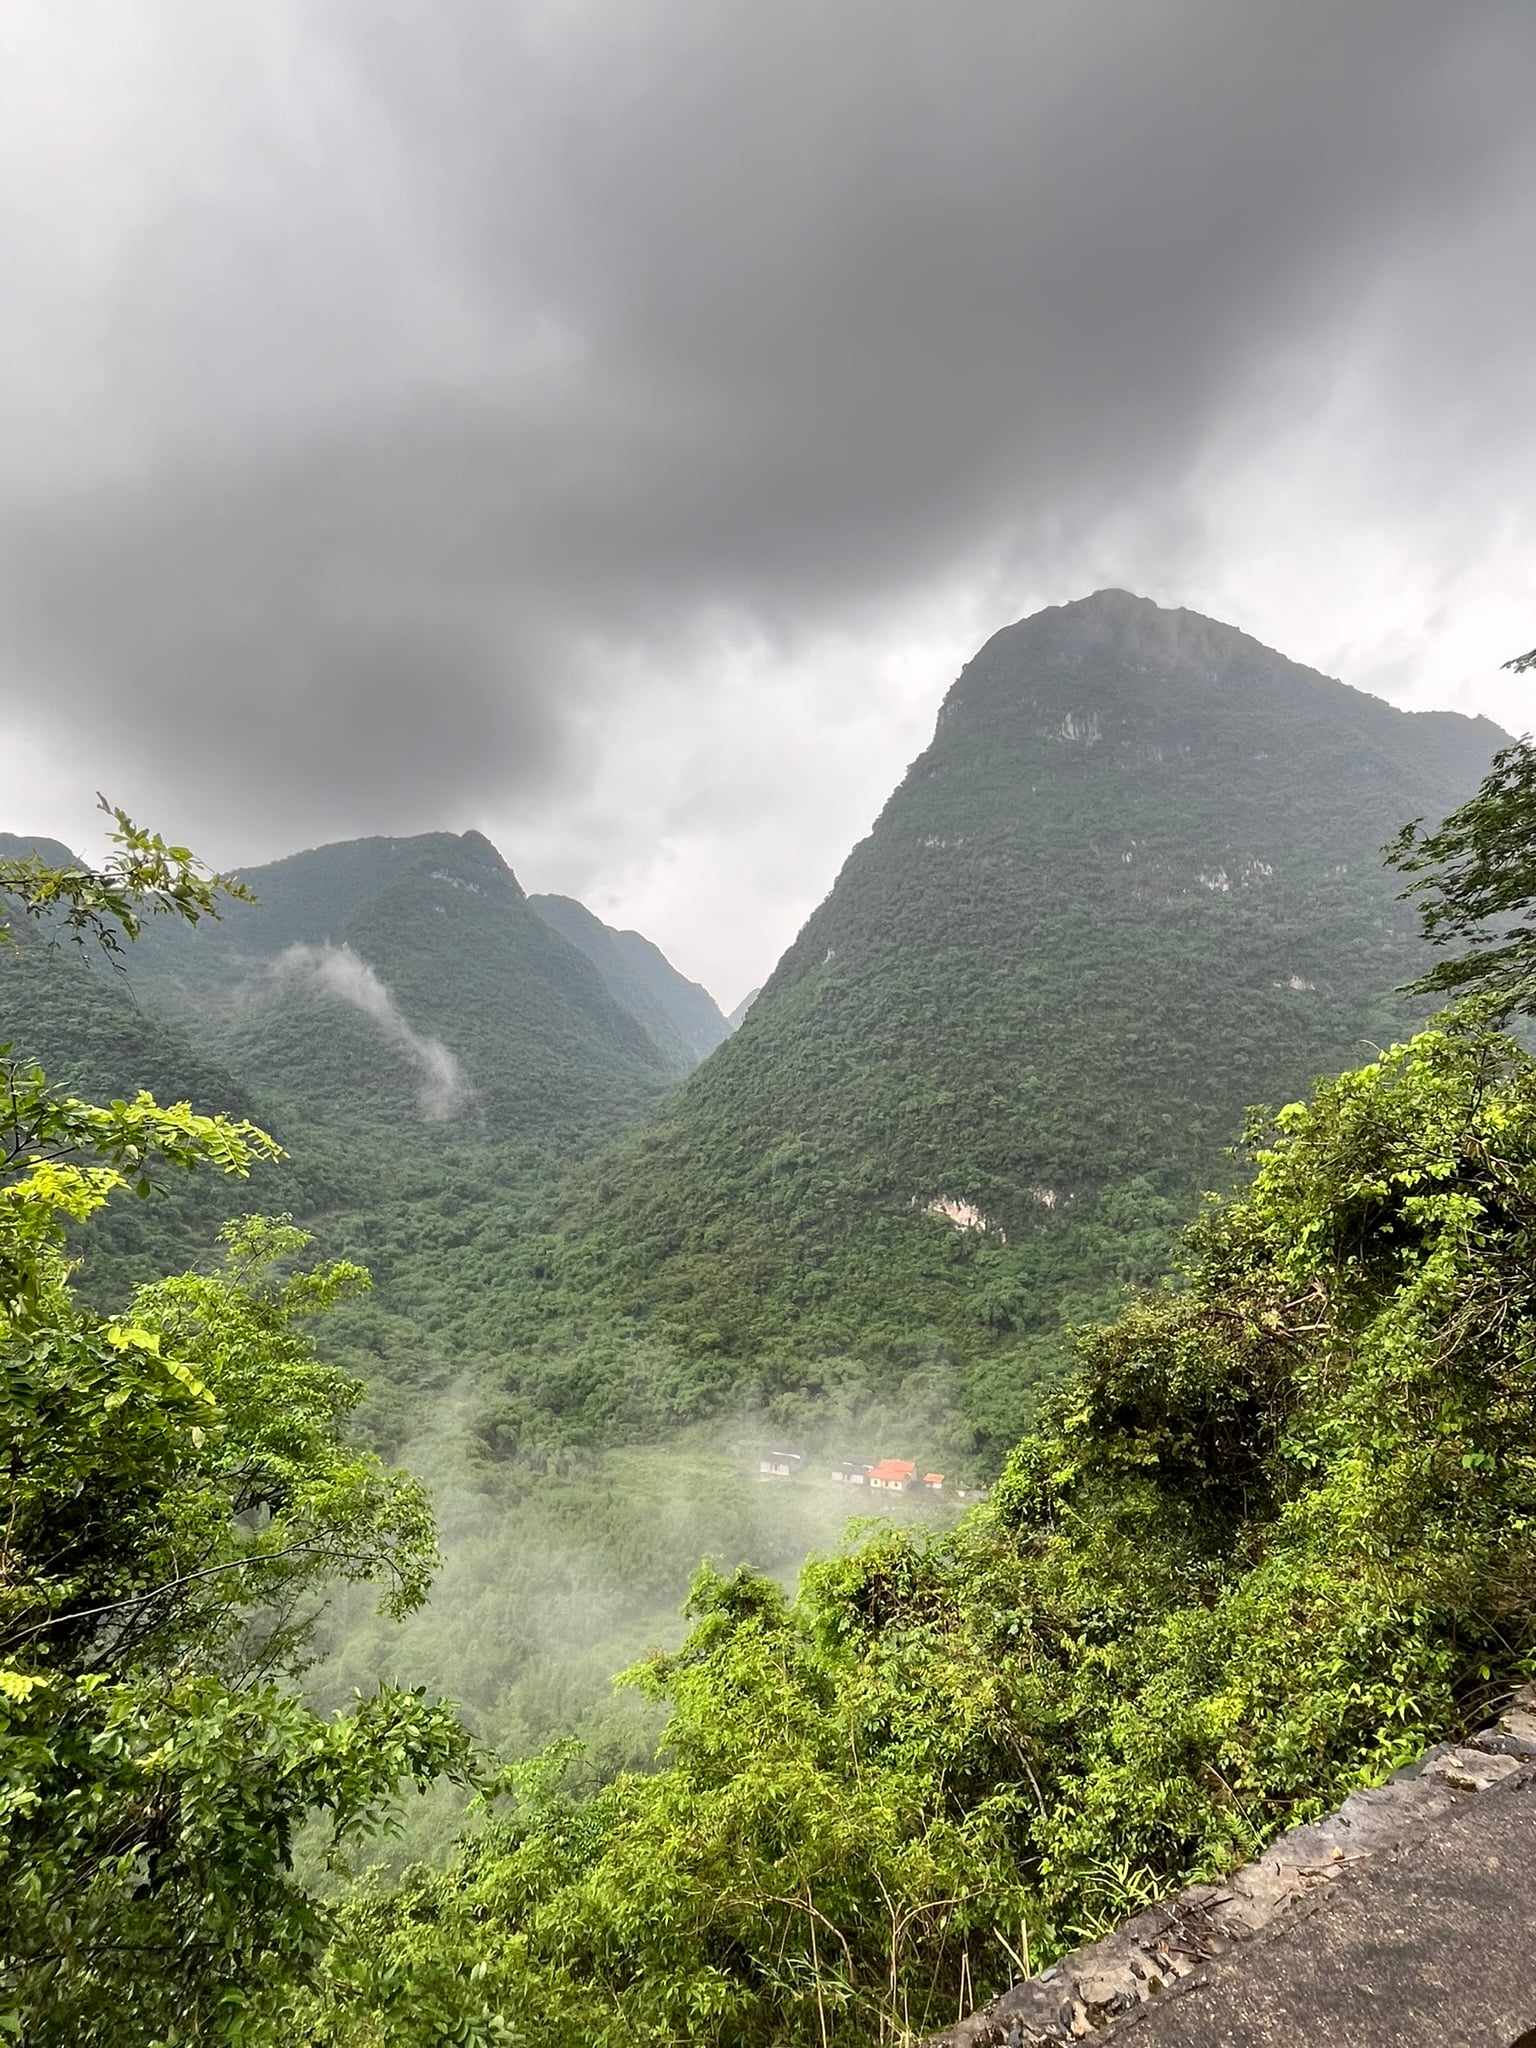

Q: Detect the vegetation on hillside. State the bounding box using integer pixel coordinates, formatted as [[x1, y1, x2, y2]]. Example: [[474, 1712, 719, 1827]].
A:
[[9, 605, 1504, 1476], [303, 1012, 1536, 2046], [2, 829, 683, 1319], [131, 830, 674, 1151], [288, 632, 1536, 2046], [529, 892, 730, 1074], [6, 616, 1536, 2044], [504, 594, 1504, 1459]]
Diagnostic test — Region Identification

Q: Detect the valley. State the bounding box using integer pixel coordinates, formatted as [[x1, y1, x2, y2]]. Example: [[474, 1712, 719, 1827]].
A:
[[6, 590, 1531, 2043]]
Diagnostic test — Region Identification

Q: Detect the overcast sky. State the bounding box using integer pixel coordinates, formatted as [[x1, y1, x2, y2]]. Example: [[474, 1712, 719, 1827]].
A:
[[3, 1, 1534, 1006]]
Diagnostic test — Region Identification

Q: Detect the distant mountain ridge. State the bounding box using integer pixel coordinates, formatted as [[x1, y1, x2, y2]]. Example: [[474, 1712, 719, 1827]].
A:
[[3, 596, 1511, 1462], [0, 833, 81, 873], [726, 988, 760, 1031], [528, 590, 1507, 1455], [529, 894, 728, 1075]]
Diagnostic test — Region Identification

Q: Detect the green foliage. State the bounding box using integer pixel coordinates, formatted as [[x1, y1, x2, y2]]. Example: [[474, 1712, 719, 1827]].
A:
[[6, 618, 1529, 2043], [529, 893, 730, 1074], [0, 1106, 471, 2040], [0, 840, 295, 1297], [13, 606, 1504, 1490], [0, 844, 470, 2046], [307, 1014, 1536, 2046], [1388, 734, 1536, 1012], [0, 803, 251, 960], [48, 829, 683, 1325], [131, 830, 672, 1148], [302, 1443, 958, 1873], [13, 605, 1503, 1481]]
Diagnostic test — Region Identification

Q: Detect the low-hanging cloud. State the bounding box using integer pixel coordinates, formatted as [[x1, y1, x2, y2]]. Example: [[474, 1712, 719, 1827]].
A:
[[273, 942, 467, 1121]]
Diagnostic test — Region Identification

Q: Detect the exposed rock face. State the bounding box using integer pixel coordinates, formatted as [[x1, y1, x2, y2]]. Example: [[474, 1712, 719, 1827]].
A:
[[928, 1692, 1536, 2045]]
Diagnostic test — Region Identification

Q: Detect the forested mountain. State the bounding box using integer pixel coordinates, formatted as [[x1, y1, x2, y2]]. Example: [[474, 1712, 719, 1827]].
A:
[[0, 833, 292, 1279], [530, 893, 729, 1074], [131, 831, 672, 1143], [0, 833, 89, 874], [10, 614, 1534, 2048], [0, 856, 258, 1120], [0, 829, 695, 1314], [3, 597, 1509, 1454], [529, 591, 1505, 1452]]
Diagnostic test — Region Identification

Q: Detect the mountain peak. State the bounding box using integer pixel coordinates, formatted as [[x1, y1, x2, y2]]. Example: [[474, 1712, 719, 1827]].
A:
[[937, 590, 1480, 756], [1061, 585, 1153, 614], [993, 587, 1284, 671], [544, 605, 1505, 1457]]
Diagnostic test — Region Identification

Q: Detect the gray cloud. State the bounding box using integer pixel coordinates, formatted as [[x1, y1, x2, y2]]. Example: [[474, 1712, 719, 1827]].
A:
[[2, 1, 1534, 996]]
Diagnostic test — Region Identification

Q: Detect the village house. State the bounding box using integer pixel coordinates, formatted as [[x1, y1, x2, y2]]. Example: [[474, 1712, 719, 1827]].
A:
[[923, 1473, 944, 1491], [867, 1458, 917, 1493], [833, 1459, 872, 1484], [758, 1450, 804, 1478]]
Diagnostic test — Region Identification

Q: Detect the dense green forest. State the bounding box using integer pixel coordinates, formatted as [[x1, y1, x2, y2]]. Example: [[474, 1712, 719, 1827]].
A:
[[528, 892, 731, 1076], [6, 604, 1536, 2044]]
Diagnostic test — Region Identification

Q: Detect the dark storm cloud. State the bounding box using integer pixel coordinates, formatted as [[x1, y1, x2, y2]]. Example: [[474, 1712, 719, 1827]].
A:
[[2, 0, 1533, 864]]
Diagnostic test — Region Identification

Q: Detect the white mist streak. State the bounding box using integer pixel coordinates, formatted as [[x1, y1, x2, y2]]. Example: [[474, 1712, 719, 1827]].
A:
[[274, 942, 466, 1119]]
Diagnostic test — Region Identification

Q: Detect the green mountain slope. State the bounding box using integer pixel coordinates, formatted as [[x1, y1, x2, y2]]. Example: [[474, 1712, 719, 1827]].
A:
[[6, 831, 678, 1327], [1, 835, 258, 1118], [530, 591, 1506, 1454], [529, 894, 729, 1074], [132, 831, 671, 1149]]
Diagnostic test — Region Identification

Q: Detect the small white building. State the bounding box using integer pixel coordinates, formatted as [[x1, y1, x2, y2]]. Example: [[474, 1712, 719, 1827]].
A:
[[759, 1451, 804, 1479]]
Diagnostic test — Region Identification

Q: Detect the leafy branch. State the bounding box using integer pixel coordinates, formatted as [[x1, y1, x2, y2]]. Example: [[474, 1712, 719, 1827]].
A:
[[0, 796, 252, 962]]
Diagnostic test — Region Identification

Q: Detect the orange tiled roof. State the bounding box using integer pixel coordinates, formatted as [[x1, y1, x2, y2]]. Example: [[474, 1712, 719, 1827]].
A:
[[868, 1458, 916, 1482], [924, 1474, 944, 1484]]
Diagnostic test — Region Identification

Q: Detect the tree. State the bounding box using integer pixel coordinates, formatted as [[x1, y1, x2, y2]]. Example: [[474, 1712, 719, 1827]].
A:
[[0, 838, 470, 2046], [1386, 645, 1536, 1013], [1387, 736, 1536, 1011]]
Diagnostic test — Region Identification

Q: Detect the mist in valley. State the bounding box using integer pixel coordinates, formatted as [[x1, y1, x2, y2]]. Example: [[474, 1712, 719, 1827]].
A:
[[303, 1385, 965, 1868]]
